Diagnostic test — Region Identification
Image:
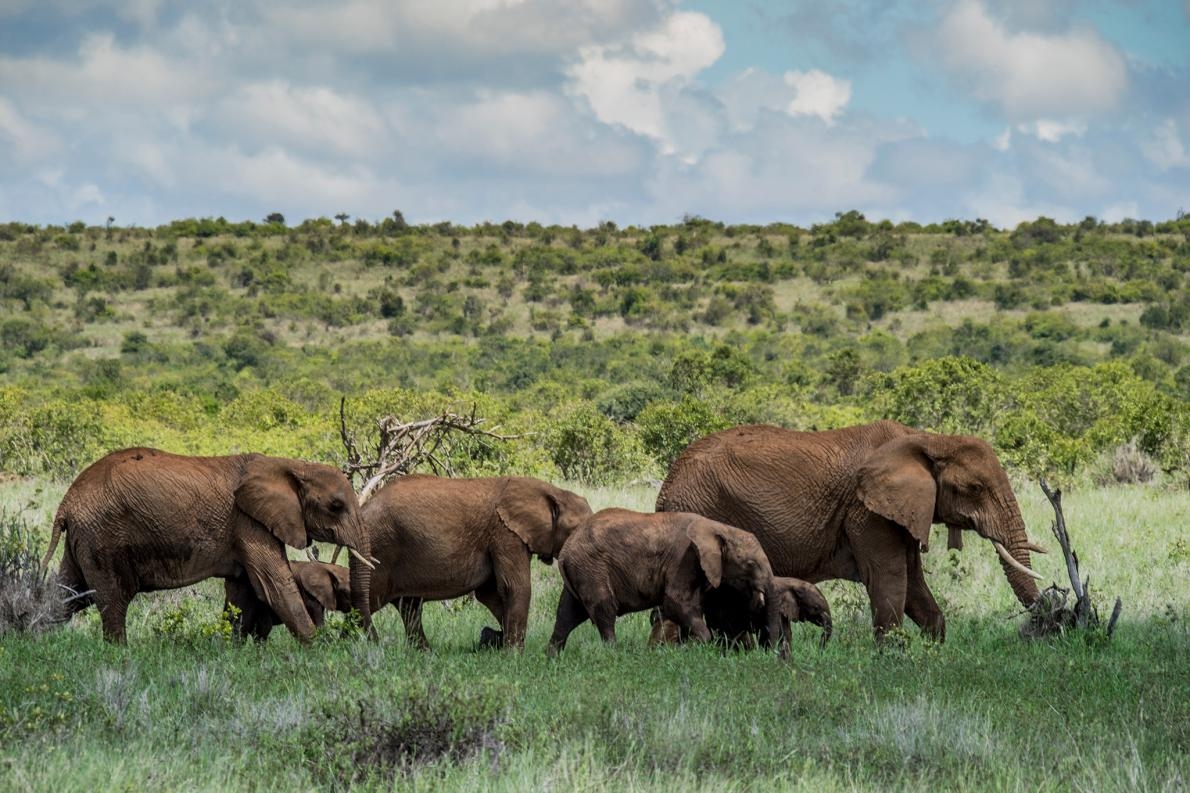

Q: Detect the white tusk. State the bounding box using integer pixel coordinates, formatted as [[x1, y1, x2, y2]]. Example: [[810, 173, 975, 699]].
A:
[[349, 548, 376, 570], [1022, 540, 1048, 554], [757, 591, 765, 607], [993, 541, 1045, 580]]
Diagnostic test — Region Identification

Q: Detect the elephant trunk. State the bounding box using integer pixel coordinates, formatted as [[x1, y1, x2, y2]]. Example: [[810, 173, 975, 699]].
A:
[[758, 581, 790, 660], [981, 501, 1043, 608], [344, 518, 375, 638]]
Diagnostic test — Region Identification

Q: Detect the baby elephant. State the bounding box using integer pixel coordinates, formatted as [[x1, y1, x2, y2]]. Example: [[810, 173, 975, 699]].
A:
[[224, 561, 352, 641], [651, 576, 832, 651], [547, 509, 785, 656]]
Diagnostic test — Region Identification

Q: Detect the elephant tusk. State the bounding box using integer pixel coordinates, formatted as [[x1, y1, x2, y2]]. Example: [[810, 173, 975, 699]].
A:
[[1022, 540, 1048, 554], [993, 541, 1045, 580], [349, 548, 376, 571]]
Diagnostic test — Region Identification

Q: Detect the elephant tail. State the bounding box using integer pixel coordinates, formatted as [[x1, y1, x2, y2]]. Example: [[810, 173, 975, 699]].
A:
[[40, 509, 67, 574]]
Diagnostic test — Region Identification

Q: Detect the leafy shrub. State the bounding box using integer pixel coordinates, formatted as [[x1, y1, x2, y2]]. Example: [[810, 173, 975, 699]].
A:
[[152, 596, 238, 646], [544, 402, 650, 484], [636, 397, 732, 469]]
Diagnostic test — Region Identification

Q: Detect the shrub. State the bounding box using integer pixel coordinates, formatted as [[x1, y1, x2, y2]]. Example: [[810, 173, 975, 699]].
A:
[[0, 508, 64, 637], [636, 397, 732, 469], [544, 402, 650, 484]]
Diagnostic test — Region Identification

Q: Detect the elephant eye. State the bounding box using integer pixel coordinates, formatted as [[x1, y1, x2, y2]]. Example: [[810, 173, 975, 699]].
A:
[[329, 498, 345, 514]]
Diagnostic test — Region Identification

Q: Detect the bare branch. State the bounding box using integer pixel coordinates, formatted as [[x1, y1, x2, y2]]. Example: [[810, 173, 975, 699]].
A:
[[338, 399, 519, 506]]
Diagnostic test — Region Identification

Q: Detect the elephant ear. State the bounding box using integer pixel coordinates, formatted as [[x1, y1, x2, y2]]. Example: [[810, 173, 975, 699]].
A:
[[496, 480, 558, 558], [295, 563, 337, 613], [685, 519, 724, 589], [855, 436, 937, 550], [235, 456, 308, 549]]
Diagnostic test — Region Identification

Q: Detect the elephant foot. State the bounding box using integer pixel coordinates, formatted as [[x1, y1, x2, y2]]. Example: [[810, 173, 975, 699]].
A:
[[478, 626, 505, 649]]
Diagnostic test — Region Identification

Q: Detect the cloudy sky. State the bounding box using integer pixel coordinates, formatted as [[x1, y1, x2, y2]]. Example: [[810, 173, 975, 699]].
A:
[[0, 0, 1187, 228]]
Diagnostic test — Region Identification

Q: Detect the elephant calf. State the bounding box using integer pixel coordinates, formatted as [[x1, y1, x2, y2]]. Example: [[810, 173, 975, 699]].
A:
[[547, 509, 786, 656], [224, 560, 352, 641], [650, 576, 832, 651]]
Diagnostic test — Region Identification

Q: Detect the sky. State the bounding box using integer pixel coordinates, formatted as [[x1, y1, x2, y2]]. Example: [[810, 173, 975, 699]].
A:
[[0, 0, 1187, 229]]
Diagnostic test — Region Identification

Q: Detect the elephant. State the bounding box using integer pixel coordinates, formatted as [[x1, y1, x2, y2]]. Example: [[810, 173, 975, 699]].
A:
[[362, 475, 592, 650], [224, 560, 352, 641], [717, 576, 832, 649], [655, 421, 1047, 642], [42, 448, 374, 643], [657, 575, 832, 651], [546, 509, 786, 656]]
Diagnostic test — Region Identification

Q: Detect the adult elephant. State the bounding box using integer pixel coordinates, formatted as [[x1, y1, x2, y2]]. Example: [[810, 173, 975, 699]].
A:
[[363, 475, 592, 650], [655, 421, 1046, 641], [42, 448, 374, 643]]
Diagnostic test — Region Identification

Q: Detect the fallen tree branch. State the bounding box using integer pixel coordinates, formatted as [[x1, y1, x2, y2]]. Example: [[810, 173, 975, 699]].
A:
[[1022, 479, 1122, 639]]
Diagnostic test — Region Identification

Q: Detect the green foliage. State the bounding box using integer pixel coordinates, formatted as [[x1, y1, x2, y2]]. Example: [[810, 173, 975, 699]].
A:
[[867, 357, 1004, 436], [636, 397, 732, 469], [544, 403, 650, 484]]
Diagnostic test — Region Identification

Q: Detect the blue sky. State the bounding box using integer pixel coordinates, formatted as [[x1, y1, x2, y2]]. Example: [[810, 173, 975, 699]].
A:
[[0, 0, 1187, 228]]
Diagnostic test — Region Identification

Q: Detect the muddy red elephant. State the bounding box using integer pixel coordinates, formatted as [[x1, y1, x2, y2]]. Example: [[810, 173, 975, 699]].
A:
[[656, 421, 1046, 641], [43, 448, 374, 643], [363, 474, 592, 649]]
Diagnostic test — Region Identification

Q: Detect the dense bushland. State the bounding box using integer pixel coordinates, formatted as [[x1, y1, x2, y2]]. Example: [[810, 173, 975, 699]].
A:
[[1, 213, 1187, 486]]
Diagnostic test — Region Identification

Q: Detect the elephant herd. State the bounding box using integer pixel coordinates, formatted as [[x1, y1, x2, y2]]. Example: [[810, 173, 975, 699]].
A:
[[41, 420, 1048, 654]]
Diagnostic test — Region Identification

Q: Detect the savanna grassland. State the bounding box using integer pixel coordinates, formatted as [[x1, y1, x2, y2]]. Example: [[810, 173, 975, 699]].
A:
[[1, 212, 1188, 790]]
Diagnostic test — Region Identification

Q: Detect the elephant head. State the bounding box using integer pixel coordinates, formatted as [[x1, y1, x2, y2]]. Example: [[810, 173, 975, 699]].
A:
[[687, 518, 784, 651], [768, 577, 832, 649], [291, 560, 353, 626], [234, 455, 374, 634], [855, 433, 1045, 608], [496, 479, 593, 564]]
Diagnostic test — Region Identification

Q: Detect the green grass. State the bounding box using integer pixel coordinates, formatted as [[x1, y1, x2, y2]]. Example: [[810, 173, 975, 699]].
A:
[[1, 478, 1187, 791]]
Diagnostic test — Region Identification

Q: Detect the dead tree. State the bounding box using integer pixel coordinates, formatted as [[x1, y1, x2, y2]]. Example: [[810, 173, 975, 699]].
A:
[[320, 397, 517, 563], [337, 397, 518, 504], [1024, 479, 1122, 638]]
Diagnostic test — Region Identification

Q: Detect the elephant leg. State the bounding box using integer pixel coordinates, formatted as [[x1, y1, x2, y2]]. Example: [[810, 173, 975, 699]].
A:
[[547, 588, 590, 655], [243, 560, 314, 643], [474, 583, 506, 649], [492, 558, 532, 649], [851, 520, 909, 641], [95, 597, 129, 643], [224, 576, 273, 641], [903, 548, 945, 641], [57, 548, 94, 618], [661, 594, 711, 643], [393, 598, 429, 650]]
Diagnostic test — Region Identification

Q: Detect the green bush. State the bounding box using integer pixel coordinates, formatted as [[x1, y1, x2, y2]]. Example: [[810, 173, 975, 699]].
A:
[[544, 402, 650, 485], [636, 397, 732, 469]]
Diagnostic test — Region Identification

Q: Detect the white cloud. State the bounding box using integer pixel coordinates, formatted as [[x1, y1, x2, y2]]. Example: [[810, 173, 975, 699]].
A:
[[783, 69, 851, 125], [1101, 201, 1140, 223], [1017, 119, 1086, 143], [566, 10, 724, 151], [218, 81, 388, 158], [422, 89, 645, 176], [0, 32, 210, 114], [926, 0, 1126, 121], [1140, 119, 1190, 170], [0, 97, 61, 164], [992, 128, 1012, 151]]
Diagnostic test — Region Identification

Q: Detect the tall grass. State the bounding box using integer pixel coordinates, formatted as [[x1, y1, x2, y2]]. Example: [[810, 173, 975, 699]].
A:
[[2, 477, 1187, 791]]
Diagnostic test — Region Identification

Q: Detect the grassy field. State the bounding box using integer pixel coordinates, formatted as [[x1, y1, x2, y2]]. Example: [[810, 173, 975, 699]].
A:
[[1, 477, 1186, 791]]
